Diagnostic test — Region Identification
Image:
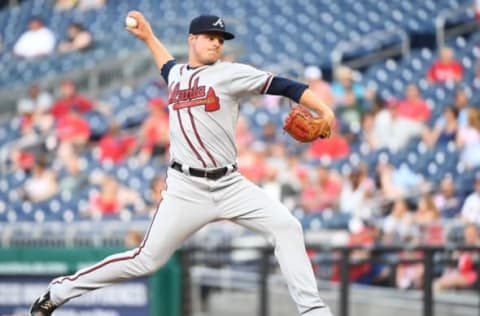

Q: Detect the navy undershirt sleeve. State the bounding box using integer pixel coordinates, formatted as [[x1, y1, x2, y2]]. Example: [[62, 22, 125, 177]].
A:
[[161, 59, 177, 84], [265, 76, 308, 103]]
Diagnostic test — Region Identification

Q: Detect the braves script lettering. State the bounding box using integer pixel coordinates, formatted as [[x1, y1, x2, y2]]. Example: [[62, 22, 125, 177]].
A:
[[169, 78, 220, 112]]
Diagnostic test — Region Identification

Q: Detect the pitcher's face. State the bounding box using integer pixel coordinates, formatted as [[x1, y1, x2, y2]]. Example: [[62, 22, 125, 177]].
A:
[[189, 33, 224, 66]]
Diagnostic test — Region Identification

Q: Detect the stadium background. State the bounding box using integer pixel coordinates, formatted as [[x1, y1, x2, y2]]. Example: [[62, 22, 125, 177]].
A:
[[1, 0, 480, 315]]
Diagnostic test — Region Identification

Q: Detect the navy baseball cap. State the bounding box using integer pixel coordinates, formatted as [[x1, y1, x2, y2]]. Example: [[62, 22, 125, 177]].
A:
[[189, 15, 235, 40]]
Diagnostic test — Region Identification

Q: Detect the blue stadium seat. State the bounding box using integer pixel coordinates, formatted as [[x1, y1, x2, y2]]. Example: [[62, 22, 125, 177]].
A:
[[85, 111, 109, 139]]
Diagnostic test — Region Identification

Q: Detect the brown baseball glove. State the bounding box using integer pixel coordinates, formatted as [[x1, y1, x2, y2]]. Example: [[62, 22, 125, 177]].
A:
[[283, 105, 332, 143]]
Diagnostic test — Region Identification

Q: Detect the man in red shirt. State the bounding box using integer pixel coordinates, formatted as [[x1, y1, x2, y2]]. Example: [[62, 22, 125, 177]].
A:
[[301, 165, 342, 212], [50, 80, 93, 119], [427, 46, 463, 83], [54, 108, 91, 162], [138, 97, 169, 163], [307, 122, 350, 160], [396, 84, 431, 122], [98, 122, 136, 164], [55, 108, 91, 145]]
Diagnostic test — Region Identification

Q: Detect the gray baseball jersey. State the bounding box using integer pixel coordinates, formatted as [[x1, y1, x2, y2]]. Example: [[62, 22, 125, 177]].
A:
[[167, 61, 273, 168]]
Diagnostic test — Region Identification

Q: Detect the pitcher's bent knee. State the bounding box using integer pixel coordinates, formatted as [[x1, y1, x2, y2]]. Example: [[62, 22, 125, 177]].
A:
[[134, 249, 169, 275], [287, 216, 304, 237], [272, 209, 304, 238]]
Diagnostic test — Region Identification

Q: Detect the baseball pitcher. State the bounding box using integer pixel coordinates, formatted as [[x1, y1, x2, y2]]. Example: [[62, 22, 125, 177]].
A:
[[31, 11, 334, 316]]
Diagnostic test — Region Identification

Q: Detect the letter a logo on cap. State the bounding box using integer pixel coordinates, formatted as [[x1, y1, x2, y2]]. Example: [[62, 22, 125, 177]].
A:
[[213, 18, 224, 28]]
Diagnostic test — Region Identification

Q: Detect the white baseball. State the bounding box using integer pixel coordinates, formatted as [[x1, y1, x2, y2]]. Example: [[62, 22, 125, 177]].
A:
[[125, 16, 138, 28]]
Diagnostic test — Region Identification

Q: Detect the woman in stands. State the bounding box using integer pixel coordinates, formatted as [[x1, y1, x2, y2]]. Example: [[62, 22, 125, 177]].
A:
[[22, 156, 58, 203], [433, 223, 479, 291], [457, 108, 480, 168], [58, 22, 93, 54], [422, 107, 459, 148]]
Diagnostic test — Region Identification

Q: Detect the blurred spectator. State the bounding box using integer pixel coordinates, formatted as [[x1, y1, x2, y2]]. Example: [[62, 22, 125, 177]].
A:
[[17, 99, 37, 137], [22, 156, 58, 202], [304, 65, 334, 109], [58, 22, 93, 54], [430, 89, 470, 134], [382, 199, 424, 290], [457, 108, 480, 168], [452, 89, 470, 128], [378, 84, 431, 149], [50, 80, 94, 120], [339, 169, 376, 220], [396, 84, 431, 123], [370, 96, 396, 149], [307, 130, 350, 160], [260, 121, 278, 144], [58, 152, 89, 193], [413, 194, 441, 230], [461, 173, 480, 224], [77, 0, 106, 11], [262, 165, 282, 201], [9, 148, 35, 172], [17, 102, 54, 143], [331, 219, 382, 284], [368, 95, 422, 151], [98, 122, 136, 164], [124, 230, 143, 248], [422, 107, 458, 148], [358, 162, 376, 189], [17, 85, 53, 113], [434, 176, 463, 218], [54, 0, 77, 11], [301, 166, 341, 213], [359, 111, 380, 149], [17, 85, 54, 136], [235, 115, 254, 153], [55, 108, 91, 147], [265, 143, 289, 174], [331, 66, 365, 106], [427, 46, 463, 83], [474, 59, 480, 89], [145, 176, 165, 212], [238, 142, 268, 184], [377, 162, 424, 200], [396, 250, 424, 290], [88, 175, 142, 218], [277, 155, 303, 208], [434, 223, 479, 291], [138, 97, 169, 163], [382, 199, 414, 244], [13, 17, 56, 59], [476, 0, 480, 20], [336, 88, 363, 137]]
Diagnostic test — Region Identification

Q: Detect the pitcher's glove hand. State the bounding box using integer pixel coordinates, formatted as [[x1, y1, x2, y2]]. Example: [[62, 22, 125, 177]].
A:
[[283, 105, 332, 143]]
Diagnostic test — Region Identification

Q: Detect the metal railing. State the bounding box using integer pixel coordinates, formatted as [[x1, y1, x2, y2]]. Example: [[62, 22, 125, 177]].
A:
[[0, 220, 150, 247], [181, 244, 480, 316], [330, 29, 410, 70], [435, 4, 479, 50]]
